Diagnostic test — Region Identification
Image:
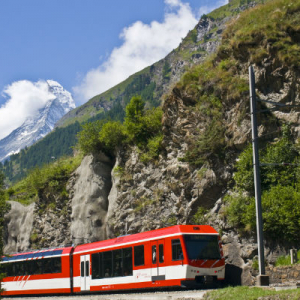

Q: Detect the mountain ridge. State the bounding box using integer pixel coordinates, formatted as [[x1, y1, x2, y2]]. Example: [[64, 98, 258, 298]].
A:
[[0, 81, 75, 163]]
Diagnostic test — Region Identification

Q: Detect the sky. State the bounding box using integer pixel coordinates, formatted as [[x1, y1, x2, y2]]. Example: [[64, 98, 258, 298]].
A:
[[0, 0, 228, 140]]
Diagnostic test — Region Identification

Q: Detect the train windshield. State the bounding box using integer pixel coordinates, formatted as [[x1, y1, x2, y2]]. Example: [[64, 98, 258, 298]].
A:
[[184, 234, 221, 260]]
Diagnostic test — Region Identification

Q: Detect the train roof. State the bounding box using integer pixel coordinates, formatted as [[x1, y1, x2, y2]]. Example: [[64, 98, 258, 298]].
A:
[[2, 246, 73, 263], [74, 225, 218, 254]]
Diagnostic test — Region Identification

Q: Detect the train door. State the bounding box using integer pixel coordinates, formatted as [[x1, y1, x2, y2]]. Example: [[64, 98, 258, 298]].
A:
[[80, 255, 91, 291], [150, 239, 165, 281]]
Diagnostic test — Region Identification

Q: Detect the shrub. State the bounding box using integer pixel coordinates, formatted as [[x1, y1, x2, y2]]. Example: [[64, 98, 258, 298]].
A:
[[140, 134, 163, 163], [125, 96, 163, 148], [99, 121, 128, 154], [191, 206, 208, 224], [77, 120, 105, 155]]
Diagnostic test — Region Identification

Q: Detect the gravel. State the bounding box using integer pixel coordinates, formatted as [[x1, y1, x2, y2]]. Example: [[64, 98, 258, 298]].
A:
[[2, 289, 209, 300]]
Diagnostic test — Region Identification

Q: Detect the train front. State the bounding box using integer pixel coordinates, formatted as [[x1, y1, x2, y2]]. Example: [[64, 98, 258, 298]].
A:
[[180, 230, 225, 287]]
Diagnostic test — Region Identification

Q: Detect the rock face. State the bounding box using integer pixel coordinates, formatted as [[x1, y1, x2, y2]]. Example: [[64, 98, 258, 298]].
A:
[[4, 201, 35, 253], [69, 154, 113, 244]]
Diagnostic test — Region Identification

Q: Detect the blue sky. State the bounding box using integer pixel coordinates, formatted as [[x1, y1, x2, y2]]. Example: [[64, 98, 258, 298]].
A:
[[0, 0, 228, 139]]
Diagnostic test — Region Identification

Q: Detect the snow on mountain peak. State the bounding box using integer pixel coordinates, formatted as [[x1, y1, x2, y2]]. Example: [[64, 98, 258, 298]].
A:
[[0, 80, 76, 162]]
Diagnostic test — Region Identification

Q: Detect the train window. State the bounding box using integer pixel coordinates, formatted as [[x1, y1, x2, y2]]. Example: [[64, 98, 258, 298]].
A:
[[1, 260, 57, 277], [159, 244, 164, 263], [92, 252, 102, 279], [134, 245, 144, 266], [123, 247, 133, 276], [184, 235, 221, 260], [172, 239, 183, 261], [81, 261, 84, 277], [92, 247, 133, 280], [86, 261, 90, 276], [103, 251, 112, 277], [44, 258, 53, 274], [2, 263, 12, 277], [53, 257, 62, 273], [113, 249, 122, 277], [152, 245, 157, 264]]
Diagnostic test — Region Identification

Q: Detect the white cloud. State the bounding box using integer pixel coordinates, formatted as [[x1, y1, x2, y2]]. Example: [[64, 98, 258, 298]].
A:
[[0, 80, 55, 140], [73, 0, 198, 104]]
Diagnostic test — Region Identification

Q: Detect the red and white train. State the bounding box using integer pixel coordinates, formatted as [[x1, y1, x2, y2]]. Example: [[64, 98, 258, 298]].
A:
[[1, 225, 225, 296]]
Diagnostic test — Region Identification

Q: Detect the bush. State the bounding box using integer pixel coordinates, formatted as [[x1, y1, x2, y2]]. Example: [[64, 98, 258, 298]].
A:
[[125, 96, 163, 148], [140, 134, 163, 163], [99, 121, 128, 154], [191, 206, 208, 224], [77, 96, 164, 162], [226, 184, 300, 243], [275, 250, 300, 266], [77, 120, 105, 155]]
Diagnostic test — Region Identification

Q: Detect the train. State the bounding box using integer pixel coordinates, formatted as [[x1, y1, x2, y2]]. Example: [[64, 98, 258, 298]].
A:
[[0, 225, 225, 296]]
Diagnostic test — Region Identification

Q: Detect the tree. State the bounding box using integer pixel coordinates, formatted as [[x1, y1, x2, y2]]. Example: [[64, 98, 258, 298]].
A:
[[125, 96, 163, 148], [125, 96, 145, 124], [99, 121, 128, 154], [77, 120, 105, 155]]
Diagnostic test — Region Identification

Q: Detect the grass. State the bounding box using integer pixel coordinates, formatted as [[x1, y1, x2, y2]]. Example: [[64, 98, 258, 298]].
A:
[[204, 286, 300, 300], [6, 154, 83, 205], [208, 0, 268, 20], [275, 250, 300, 266], [220, 0, 300, 68]]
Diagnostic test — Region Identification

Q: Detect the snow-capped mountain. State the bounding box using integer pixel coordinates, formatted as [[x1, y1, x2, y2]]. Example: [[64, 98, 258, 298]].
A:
[[0, 80, 76, 162]]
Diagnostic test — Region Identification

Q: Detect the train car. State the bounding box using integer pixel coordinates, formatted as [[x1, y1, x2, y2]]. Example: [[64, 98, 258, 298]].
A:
[[72, 225, 225, 293], [0, 225, 225, 296], [0, 246, 73, 296]]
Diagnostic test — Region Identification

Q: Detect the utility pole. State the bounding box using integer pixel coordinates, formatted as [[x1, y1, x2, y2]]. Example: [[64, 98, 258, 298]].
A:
[[249, 66, 269, 286]]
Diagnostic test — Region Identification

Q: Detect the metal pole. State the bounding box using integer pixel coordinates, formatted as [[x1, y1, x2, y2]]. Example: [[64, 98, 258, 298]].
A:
[[249, 66, 266, 276]]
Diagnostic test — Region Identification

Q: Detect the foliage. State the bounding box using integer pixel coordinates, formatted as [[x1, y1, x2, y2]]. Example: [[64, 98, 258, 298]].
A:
[[76, 96, 163, 163], [99, 121, 128, 154], [225, 127, 300, 244], [7, 155, 82, 206], [220, 0, 300, 69], [140, 134, 164, 163], [191, 206, 208, 224], [124, 96, 163, 148], [184, 119, 226, 166], [275, 249, 300, 266], [162, 61, 171, 80], [190, 29, 198, 43], [234, 127, 299, 195], [113, 165, 125, 177], [203, 286, 300, 300], [77, 120, 105, 155]]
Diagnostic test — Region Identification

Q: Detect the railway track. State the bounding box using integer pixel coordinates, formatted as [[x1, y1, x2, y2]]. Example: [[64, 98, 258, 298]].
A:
[[2, 289, 210, 300]]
